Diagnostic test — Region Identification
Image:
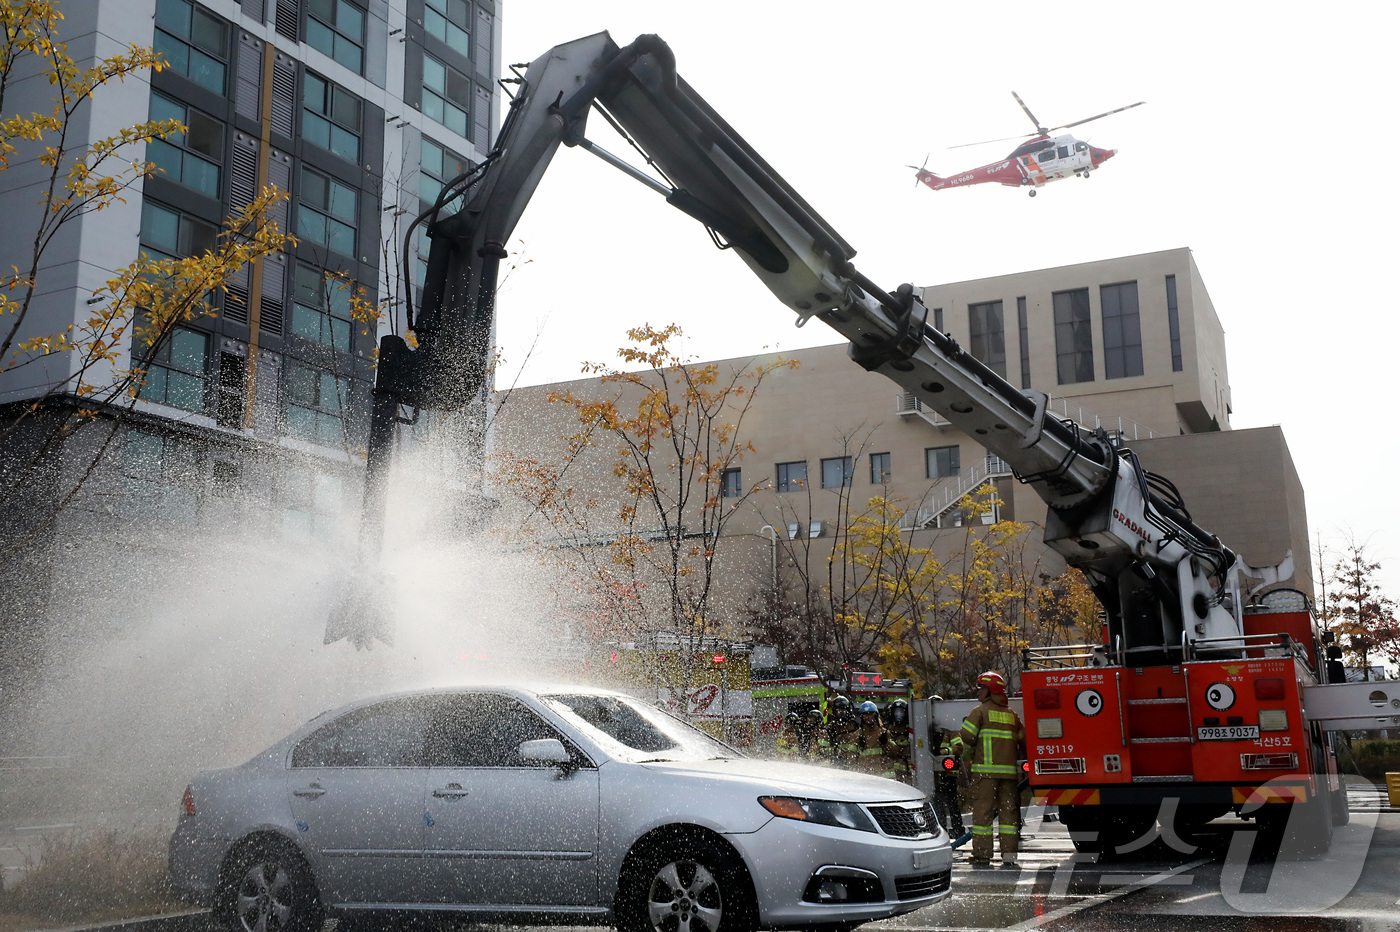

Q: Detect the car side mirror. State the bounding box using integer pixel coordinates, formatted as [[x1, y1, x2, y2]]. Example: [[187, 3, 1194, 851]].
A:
[[520, 738, 575, 774]]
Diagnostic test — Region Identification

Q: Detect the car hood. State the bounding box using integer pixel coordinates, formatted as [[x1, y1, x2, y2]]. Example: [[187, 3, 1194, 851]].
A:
[[635, 757, 924, 803]]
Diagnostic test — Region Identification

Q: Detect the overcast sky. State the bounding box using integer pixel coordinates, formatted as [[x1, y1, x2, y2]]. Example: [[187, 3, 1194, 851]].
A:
[[494, 1, 1400, 600]]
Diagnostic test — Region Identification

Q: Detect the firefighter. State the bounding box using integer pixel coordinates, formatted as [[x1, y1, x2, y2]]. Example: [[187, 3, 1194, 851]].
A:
[[852, 701, 891, 776], [883, 699, 912, 783], [934, 728, 969, 844], [806, 707, 831, 761], [952, 671, 1025, 868], [826, 695, 859, 767], [775, 711, 802, 759]]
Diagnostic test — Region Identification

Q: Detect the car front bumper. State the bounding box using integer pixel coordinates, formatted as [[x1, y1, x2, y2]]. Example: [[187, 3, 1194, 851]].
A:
[[729, 816, 952, 927]]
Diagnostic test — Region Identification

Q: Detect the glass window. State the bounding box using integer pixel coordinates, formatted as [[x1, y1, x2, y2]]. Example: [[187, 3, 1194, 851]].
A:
[[775, 461, 807, 492], [1058, 146, 1070, 159], [135, 320, 208, 412], [423, 54, 470, 138], [121, 429, 200, 522], [869, 452, 891, 484], [153, 0, 227, 93], [307, 0, 365, 73], [926, 445, 960, 480], [1100, 281, 1143, 379], [424, 0, 471, 58], [419, 137, 470, 209], [285, 362, 349, 445], [1166, 275, 1183, 372], [821, 456, 852, 489], [932, 307, 944, 332], [721, 467, 742, 498], [968, 300, 1006, 379], [297, 166, 357, 257], [423, 694, 572, 768], [303, 72, 361, 162], [1017, 296, 1031, 389], [1053, 288, 1094, 385], [140, 201, 218, 261], [291, 262, 356, 353], [148, 91, 223, 198], [291, 698, 433, 768]]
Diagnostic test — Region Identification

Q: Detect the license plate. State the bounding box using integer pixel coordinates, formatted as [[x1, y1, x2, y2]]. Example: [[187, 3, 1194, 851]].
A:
[[912, 849, 938, 870], [1197, 725, 1259, 740]]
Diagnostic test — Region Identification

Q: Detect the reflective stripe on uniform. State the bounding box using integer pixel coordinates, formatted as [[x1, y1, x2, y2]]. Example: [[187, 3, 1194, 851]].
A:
[[971, 825, 994, 835], [997, 824, 1019, 835], [989, 710, 1017, 725]]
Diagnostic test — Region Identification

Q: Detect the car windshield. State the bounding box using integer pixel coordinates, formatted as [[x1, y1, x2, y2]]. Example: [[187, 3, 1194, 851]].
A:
[[541, 693, 739, 763]]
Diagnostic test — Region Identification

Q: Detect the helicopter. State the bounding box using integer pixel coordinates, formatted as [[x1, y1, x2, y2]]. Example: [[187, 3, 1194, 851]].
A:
[[912, 92, 1143, 197]]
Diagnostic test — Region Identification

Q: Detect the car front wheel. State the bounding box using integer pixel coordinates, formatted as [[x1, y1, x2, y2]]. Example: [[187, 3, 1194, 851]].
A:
[[620, 836, 755, 932], [223, 841, 323, 932]]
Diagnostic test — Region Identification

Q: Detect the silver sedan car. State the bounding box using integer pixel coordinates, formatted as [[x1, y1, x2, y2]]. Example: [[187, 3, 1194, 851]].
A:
[[169, 686, 951, 932]]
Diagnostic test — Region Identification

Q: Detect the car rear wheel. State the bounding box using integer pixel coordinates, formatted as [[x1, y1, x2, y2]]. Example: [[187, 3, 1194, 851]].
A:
[[619, 836, 756, 932], [222, 841, 323, 932]]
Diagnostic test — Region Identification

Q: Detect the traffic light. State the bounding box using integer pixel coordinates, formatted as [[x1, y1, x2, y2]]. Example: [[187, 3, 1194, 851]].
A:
[[712, 654, 726, 664]]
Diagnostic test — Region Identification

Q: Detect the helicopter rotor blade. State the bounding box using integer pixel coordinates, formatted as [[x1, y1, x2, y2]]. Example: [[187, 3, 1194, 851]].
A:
[[947, 133, 1033, 150], [1052, 101, 1145, 132], [1012, 91, 1049, 136]]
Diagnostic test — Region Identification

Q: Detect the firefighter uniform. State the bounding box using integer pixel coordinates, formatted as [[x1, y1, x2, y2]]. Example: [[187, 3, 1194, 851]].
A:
[[852, 702, 892, 776], [826, 697, 860, 767], [953, 671, 1024, 865], [883, 700, 912, 783]]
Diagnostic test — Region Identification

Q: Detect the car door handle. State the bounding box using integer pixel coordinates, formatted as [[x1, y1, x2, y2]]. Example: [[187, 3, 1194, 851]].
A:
[[432, 784, 469, 798], [293, 784, 326, 799]]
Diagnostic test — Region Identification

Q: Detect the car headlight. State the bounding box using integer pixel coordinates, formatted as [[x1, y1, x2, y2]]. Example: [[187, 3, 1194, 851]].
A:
[[758, 796, 878, 833]]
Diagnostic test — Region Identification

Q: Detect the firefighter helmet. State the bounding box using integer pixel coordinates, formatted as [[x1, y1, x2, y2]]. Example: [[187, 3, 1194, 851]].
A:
[[805, 708, 825, 726], [859, 701, 879, 715], [831, 695, 853, 713], [976, 671, 1007, 695], [890, 698, 908, 725], [785, 711, 801, 727]]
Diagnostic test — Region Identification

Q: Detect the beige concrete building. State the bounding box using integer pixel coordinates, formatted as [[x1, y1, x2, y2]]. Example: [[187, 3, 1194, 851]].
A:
[[495, 247, 1310, 654]]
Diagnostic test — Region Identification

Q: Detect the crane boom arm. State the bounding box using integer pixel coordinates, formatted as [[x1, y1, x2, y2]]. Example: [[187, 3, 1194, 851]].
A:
[[343, 31, 1264, 656]]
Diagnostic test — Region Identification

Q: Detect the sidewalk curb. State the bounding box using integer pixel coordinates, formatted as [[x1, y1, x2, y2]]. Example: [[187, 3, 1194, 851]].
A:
[[19, 909, 212, 932]]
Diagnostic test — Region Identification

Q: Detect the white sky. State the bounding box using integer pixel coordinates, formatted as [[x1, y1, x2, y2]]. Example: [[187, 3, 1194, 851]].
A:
[[495, 1, 1400, 598]]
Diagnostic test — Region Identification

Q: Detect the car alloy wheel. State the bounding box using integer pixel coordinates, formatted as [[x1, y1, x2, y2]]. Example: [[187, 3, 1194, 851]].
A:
[[225, 842, 322, 932], [647, 859, 724, 932]]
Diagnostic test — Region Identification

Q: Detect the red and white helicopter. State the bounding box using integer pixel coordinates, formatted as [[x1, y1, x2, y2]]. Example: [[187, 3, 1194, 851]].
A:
[[913, 92, 1143, 196]]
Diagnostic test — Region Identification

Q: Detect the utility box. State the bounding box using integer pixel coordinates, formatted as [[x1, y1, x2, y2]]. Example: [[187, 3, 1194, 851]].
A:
[[1387, 772, 1400, 808]]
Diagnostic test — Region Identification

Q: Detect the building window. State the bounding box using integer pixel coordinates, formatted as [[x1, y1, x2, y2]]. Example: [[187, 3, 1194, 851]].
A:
[[721, 467, 742, 498], [775, 461, 807, 492], [148, 92, 222, 198], [291, 263, 356, 352], [1016, 296, 1031, 390], [136, 321, 209, 412], [153, 0, 227, 93], [1100, 281, 1143, 379], [932, 307, 944, 332], [1166, 274, 1183, 372], [1053, 288, 1094, 384], [926, 444, 960, 480], [297, 167, 357, 257], [307, 0, 365, 73], [821, 456, 852, 488], [420, 137, 469, 208], [286, 364, 349, 445], [122, 429, 199, 523], [303, 72, 361, 162], [423, 55, 471, 138], [869, 452, 891, 484], [140, 200, 217, 261], [968, 300, 1006, 379], [425, 0, 472, 58]]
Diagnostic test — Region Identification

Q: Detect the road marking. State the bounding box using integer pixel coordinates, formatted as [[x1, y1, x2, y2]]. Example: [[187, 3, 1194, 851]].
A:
[[1006, 857, 1210, 931]]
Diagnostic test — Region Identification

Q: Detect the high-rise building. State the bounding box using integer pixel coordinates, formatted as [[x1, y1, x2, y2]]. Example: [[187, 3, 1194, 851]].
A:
[[0, 0, 499, 518], [0, 0, 502, 661]]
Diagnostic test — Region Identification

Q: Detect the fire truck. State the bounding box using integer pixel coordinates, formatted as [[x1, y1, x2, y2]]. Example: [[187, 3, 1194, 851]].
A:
[[334, 31, 1400, 854]]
